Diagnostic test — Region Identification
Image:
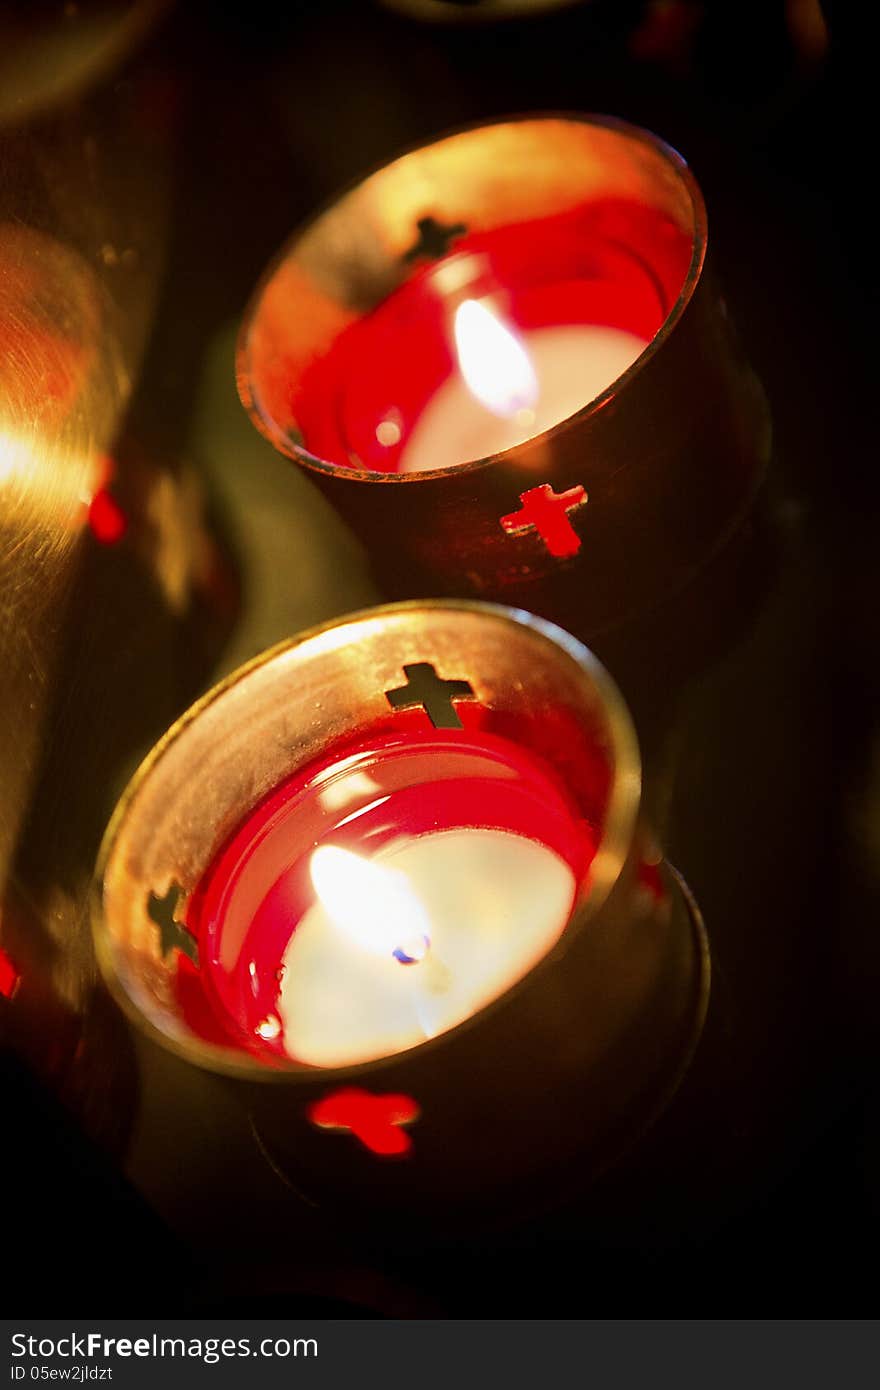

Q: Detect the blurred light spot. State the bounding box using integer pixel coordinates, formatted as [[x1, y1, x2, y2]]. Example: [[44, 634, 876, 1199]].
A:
[[376, 417, 402, 448], [88, 487, 127, 545], [0, 948, 20, 1000]]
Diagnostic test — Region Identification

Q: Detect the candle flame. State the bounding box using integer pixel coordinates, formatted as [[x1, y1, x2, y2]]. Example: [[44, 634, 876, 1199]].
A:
[[309, 845, 431, 964], [453, 299, 539, 421]]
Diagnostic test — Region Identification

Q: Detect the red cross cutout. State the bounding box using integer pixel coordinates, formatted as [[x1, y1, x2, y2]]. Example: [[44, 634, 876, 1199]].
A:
[[500, 483, 588, 558], [308, 1087, 420, 1157]]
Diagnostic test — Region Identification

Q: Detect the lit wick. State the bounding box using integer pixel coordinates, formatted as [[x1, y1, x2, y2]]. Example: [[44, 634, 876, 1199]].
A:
[[453, 298, 539, 426], [309, 845, 432, 968]]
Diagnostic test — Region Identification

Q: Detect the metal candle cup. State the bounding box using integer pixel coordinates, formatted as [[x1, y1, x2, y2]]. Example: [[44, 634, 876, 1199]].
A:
[[238, 114, 769, 639], [93, 601, 708, 1230]]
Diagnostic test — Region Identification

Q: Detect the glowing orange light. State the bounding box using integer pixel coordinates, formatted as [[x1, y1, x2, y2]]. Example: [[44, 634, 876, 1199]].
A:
[[453, 299, 539, 420], [309, 845, 430, 964]]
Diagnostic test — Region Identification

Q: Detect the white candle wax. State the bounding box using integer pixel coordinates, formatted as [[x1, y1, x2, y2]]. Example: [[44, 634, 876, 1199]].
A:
[[277, 828, 575, 1067], [398, 323, 649, 474]]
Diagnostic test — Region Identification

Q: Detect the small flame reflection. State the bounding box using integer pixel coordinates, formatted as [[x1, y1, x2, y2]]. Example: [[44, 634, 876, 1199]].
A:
[[256, 1014, 281, 1041]]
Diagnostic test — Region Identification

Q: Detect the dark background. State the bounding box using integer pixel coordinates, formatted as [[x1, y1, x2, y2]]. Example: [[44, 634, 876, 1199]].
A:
[[3, 0, 878, 1316]]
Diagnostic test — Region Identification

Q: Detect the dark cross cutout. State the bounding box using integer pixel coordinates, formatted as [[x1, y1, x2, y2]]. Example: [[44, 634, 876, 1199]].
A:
[[309, 1087, 420, 1157], [402, 215, 467, 264], [500, 483, 588, 559], [386, 662, 476, 729], [147, 883, 199, 965]]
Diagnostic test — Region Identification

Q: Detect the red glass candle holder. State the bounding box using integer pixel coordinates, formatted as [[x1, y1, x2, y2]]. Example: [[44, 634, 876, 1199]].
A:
[[93, 601, 708, 1232], [237, 114, 769, 639]]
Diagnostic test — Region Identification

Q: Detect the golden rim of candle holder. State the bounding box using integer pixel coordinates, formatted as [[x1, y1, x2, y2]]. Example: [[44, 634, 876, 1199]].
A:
[[92, 599, 642, 1082], [236, 111, 707, 483]]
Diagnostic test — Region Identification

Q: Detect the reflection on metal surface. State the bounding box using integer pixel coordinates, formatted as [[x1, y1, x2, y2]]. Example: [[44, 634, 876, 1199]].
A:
[[0, 222, 140, 1152], [0, 23, 174, 924], [0, 224, 123, 909], [0, 37, 228, 1160]]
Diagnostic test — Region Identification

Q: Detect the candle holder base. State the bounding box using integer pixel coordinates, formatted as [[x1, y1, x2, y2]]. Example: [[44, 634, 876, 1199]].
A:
[[245, 860, 709, 1244]]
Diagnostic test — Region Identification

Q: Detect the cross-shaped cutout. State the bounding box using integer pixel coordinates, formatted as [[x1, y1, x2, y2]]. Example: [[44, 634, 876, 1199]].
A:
[[386, 662, 476, 729], [500, 483, 588, 558], [308, 1087, 420, 1157], [147, 883, 199, 965], [402, 215, 467, 263]]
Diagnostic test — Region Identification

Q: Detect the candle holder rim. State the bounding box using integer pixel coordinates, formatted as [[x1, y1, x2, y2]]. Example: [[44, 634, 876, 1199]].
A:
[[92, 598, 643, 1083], [236, 109, 707, 482]]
